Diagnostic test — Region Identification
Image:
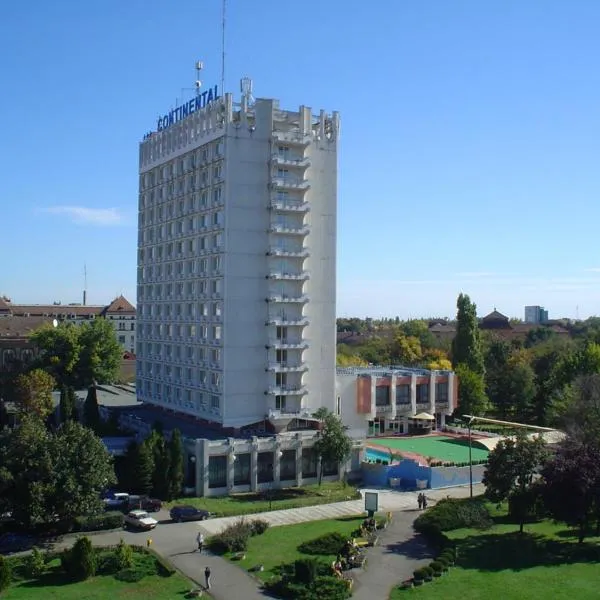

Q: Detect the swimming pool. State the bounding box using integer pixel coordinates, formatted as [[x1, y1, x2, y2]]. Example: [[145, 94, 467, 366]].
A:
[[365, 447, 395, 462]]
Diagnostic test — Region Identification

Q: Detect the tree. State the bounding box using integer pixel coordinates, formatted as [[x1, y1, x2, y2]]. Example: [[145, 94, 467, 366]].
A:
[[0, 416, 54, 528], [13, 369, 56, 420], [145, 430, 171, 499], [501, 358, 537, 423], [59, 386, 78, 423], [77, 319, 123, 387], [455, 364, 489, 416], [452, 293, 484, 375], [483, 432, 547, 533], [123, 441, 154, 495], [31, 319, 121, 389], [168, 429, 184, 500], [83, 385, 100, 430], [47, 422, 116, 523], [313, 410, 352, 485], [424, 348, 452, 371], [391, 333, 423, 366]]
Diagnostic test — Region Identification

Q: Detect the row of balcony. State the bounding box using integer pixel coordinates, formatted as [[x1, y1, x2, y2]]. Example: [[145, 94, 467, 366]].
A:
[[141, 358, 221, 370], [270, 177, 310, 192], [272, 130, 311, 147], [267, 271, 309, 281], [266, 361, 308, 373], [265, 340, 308, 350], [265, 317, 308, 326], [266, 294, 309, 304], [374, 402, 449, 414], [265, 385, 308, 396], [267, 247, 309, 258], [270, 154, 311, 169], [268, 224, 310, 236], [269, 199, 310, 213]]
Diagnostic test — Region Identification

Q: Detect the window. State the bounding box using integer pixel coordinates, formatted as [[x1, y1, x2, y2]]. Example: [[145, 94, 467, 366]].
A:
[[233, 453, 251, 485], [275, 395, 286, 410], [208, 455, 226, 488], [396, 384, 411, 405], [417, 383, 430, 404], [276, 349, 287, 364], [211, 395, 220, 409], [276, 373, 287, 387], [375, 386, 390, 406], [436, 382, 449, 404], [276, 326, 287, 341], [118, 335, 126, 344], [257, 452, 274, 483], [213, 326, 221, 340]]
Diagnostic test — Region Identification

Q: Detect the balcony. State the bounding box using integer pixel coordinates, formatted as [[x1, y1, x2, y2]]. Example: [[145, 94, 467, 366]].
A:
[[267, 362, 309, 373], [266, 294, 309, 304], [265, 317, 309, 326], [266, 385, 308, 395], [267, 247, 310, 258], [270, 153, 311, 168], [267, 339, 309, 350], [267, 408, 314, 420], [268, 271, 310, 281], [268, 224, 310, 236], [271, 177, 310, 192], [272, 130, 311, 147], [376, 404, 393, 414], [269, 198, 310, 213]]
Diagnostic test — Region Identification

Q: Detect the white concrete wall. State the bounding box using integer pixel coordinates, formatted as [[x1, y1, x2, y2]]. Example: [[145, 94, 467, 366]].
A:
[[336, 374, 368, 439]]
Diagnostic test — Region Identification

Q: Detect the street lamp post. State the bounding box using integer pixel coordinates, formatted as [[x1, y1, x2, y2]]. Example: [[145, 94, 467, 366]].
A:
[[467, 418, 474, 498]]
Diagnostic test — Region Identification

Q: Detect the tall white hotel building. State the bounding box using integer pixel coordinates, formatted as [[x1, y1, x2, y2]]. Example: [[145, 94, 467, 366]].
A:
[[136, 82, 339, 434]]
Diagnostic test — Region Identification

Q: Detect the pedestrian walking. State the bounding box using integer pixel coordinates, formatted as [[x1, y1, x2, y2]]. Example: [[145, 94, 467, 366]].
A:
[[417, 493, 423, 510], [196, 532, 204, 553], [204, 566, 211, 589], [422, 495, 428, 510]]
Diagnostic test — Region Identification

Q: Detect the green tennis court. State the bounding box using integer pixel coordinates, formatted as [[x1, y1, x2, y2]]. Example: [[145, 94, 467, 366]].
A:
[[368, 435, 489, 463]]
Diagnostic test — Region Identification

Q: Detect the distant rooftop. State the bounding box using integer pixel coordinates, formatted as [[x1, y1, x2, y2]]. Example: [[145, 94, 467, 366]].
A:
[[336, 365, 453, 377]]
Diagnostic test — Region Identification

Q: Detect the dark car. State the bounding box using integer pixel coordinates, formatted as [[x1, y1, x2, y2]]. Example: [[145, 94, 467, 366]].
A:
[[0, 533, 35, 555], [169, 505, 210, 522], [127, 495, 162, 513]]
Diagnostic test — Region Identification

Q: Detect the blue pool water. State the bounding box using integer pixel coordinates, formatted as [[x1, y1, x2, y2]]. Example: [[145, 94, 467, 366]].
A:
[[365, 447, 395, 462]]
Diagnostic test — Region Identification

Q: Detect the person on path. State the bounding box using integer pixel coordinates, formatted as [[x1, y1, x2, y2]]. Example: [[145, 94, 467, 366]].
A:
[[204, 566, 211, 589], [417, 493, 423, 510], [196, 532, 204, 553], [422, 495, 428, 510]]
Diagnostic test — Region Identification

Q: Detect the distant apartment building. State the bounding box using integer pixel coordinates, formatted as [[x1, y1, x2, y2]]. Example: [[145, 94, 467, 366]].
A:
[[524, 305, 548, 325], [336, 366, 457, 438], [0, 295, 136, 370]]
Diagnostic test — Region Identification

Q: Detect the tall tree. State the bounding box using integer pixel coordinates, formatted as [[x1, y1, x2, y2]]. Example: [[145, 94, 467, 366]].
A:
[[13, 369, 56, 420], [147, 431, 171, 500], [123, 440, 154, 495], [313, 409, 352, 485], [483, 432, 547, 533], [83, 385, 101, 430], [47, 422, 116, 523], [541, 436, 600, 543], [452, 293, 484, 375], [455, 364, 489, 416], [167, 429, 184, 500]]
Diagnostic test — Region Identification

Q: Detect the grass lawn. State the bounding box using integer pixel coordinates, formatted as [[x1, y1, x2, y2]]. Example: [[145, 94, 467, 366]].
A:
[[3, 559, 195, 600], [168, 481, 360, 516], [369, 436, 489, 463], [226, 516, 365, 582], [390, 505, 600, 600]]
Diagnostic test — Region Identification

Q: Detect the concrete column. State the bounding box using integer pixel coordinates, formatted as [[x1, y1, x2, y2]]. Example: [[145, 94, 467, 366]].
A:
[[440, 413, 446, 427], [196, 439, 209, 497], [371, 377, 377, 421], [448, 373, 456, 413], [250, 437, 259, 492], [390, 375, 397, 420], [429, 372, 437, 416], [227, 438, 236, 490], [295, 435, 303, 486], [410, 374, 417, 415], [274, 440, 281, 487], [403, 417, 410, 434]]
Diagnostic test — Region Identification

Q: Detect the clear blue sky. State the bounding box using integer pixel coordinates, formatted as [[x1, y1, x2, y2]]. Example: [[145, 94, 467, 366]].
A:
[[2, 1, 600, 320]]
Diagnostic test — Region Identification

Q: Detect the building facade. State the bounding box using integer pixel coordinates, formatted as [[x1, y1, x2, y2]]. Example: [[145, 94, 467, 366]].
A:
[[0, 295, 136, 371], [136, 85, 339, 433], [524, 305, 549, 324], [336, 367, 457, 437]]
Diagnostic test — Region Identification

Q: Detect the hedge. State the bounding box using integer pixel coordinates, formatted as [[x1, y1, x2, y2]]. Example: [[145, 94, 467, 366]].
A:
[[73, 511, 124, 532]]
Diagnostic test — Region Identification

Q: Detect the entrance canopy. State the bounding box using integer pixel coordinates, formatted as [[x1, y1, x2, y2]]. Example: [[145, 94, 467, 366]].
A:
[[412, 412, 435, 421]]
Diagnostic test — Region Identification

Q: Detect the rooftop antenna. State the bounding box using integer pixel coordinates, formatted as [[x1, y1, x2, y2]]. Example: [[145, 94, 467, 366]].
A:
[[221, 0, 226, 93], [195, 60, 204, 95], [241, 76, 254, 109], [83, 264, 87, 306]]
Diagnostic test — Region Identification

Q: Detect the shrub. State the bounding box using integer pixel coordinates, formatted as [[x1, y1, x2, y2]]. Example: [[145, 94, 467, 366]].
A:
[[73, 511, 124, 532], [25, 547, 46, 578], [209, 518, 253, 553], [96, 551, 120, 575], [413, 567, 425, 581], [61, 537, 97, 580], [115, 539, 134, 570], [414, 497, 492, 536], [294, 558, 319, 584], [430, 560, 443, 574], [153, 552, 176, 577], [250, 518, 270, 536], [298, 532, 347, 555], [0, 556, 11, 592], [307, 576, 351, 600]]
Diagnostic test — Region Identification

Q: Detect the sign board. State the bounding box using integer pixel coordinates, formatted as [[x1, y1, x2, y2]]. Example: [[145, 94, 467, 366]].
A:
[[364, 491, 379, 514]]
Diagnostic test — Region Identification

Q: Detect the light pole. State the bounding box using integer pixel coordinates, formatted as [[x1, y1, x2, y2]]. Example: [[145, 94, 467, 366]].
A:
[[467, 417, 474, 498]]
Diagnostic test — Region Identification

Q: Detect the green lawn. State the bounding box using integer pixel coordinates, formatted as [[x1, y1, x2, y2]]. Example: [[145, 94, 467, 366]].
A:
[[3, 560, 194, 600], [369, 436, 489, 463], [227, 516, 365, 582], [168, 481, 360, 516], [390, 506, 600, 600]]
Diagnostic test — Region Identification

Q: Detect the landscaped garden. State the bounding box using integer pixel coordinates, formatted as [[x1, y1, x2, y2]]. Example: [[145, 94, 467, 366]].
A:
[[0, 538, 196, 600], [168, 481, 360, 516], [390, 498, 600, 600]]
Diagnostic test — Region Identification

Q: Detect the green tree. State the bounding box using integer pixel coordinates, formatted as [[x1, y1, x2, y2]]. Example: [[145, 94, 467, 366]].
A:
[[391, 333, 423, 366], [124, 440, 154, 495], [168, 429, 184, 500], [59, 386, 78, 423], [65, 536, 96, 580], [455, 364, 489, 416], [0, 417, 54, 528], [47, 421, 116, 523], [145, 430, 171, 499], [77, 319, 122, 387], [0, 555, 10, 593], [13, 369, 56, 421], [483, 432, 547, 533], [452, 293, 484, 375], [502, 357, 537, 422], [313, 410, 352, 485], [114, 538, 133, 570], [400, 319, 436, 350], [83, 385, 100, 430]]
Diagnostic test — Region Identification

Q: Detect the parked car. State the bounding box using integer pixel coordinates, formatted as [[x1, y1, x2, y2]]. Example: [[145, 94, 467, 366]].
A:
[[169, 505, 211, 523], [124, 510, 158, 530], [104, 492, 130, 511], [0, 533, 35, 555], [127, 495, 162, 512]]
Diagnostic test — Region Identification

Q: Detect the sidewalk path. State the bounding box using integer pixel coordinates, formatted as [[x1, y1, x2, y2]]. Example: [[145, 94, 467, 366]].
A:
[[49, 484, 484, 600]]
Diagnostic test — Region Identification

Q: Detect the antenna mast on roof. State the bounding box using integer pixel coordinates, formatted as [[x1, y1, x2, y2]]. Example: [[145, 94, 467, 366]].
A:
[[221, 0, 226, 94], [83, 264, 87, 306]]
